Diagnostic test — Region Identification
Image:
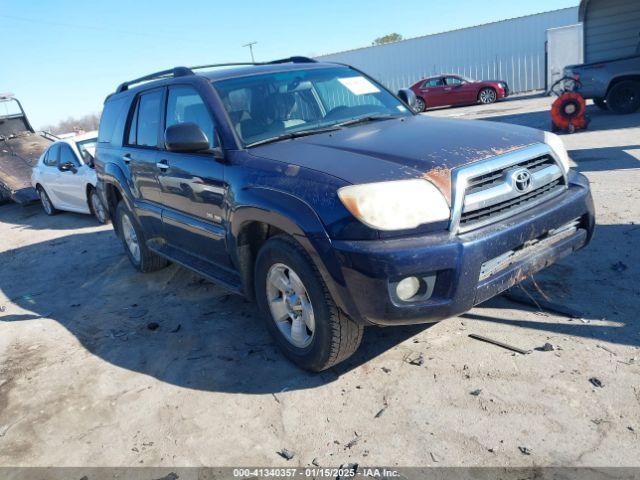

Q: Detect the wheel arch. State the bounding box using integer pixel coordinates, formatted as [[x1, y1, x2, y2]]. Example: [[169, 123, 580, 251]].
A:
[[606, 75, 640, 95], [229, 187, 355, 318]]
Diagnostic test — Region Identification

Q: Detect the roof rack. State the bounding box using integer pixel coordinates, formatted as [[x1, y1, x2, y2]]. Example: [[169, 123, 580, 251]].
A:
[[114, 57, 318, 93]]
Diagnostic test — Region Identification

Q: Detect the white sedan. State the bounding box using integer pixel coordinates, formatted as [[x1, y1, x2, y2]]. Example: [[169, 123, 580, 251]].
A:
[[31, 131, 108, 223]]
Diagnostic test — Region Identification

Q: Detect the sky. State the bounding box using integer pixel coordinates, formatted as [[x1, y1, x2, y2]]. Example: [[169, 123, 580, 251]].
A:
[[1, 0, 578, 128]]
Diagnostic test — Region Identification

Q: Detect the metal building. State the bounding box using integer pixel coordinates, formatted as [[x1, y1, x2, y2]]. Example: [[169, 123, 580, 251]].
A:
[[580, 0, 640, 62], [317, 7, 579, 94]]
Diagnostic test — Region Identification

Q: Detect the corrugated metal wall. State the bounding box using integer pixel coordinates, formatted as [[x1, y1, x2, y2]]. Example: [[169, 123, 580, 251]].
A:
[[317, 7, 579, 94], [583, 0, 640, 62]]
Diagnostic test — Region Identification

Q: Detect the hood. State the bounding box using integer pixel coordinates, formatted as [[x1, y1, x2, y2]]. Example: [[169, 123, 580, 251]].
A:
[[251, 114, 543, 202]]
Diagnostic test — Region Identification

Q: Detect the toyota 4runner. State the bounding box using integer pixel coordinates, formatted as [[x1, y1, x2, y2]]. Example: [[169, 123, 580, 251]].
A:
[[95, 57, 595, 371]]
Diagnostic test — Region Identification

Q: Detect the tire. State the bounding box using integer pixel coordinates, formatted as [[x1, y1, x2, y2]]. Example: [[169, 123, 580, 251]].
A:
[[0, 184, 11, 205], [593, 97, 608, 111], [37, 186, 57, 216], [414, 97, 426, 113], [606, 81, 640, 114], [478, 87, 497, 105], [89, 187, 109, 224], [254, 235, 363, 371], [115, 201, 168, 273]]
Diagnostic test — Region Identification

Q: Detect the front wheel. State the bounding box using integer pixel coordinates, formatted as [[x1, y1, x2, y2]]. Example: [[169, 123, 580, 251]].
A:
[[254, 235, 363, 371], [115, 201, 168, 273], [414, 97, 426, 113], [606, 81, 640, 114], [478, 87, 497, 104]]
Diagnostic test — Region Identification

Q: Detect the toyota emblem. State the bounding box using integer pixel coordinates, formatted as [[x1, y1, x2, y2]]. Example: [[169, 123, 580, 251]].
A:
[[513, 169, 532, 192]]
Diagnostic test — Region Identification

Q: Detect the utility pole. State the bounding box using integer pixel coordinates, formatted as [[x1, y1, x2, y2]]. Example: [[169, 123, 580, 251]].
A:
[[243, 41, 257, 62]]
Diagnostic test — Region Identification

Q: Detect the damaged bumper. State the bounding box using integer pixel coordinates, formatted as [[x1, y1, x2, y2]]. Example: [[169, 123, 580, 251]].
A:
[[330, 171, 595, 326]]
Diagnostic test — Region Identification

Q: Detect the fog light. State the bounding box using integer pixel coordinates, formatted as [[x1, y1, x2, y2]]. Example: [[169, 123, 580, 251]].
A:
[[396, 276, 421, 301]]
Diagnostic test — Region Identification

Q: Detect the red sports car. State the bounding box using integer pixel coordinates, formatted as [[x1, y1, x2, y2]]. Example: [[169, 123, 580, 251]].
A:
[[410, 74, 509, 111]]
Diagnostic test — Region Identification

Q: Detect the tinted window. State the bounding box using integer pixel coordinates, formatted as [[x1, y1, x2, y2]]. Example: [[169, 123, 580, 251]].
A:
[[166, 87, 216, 148], [59, 144, 79, 166], [128, 90, 162, 147], [127, 100, 139, 145], [423, 78, 444, 88], [98, 97, 128, 144], [445, 76, 464, 86], [44, 144, 59, 166]]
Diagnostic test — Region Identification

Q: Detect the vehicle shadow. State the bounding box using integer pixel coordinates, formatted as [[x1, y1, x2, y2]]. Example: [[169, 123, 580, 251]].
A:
[[1, 221, 637, 394], [569, 145, 640, 174], [0, 201, 101, 231], [0, 228, 434, 394], [479, 103, 640, 132]]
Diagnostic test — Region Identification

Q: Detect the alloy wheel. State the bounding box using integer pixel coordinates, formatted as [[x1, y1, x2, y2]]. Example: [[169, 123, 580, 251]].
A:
[[479, 89, 496, 104], [121, 213, 141, 263], [266, 263, 315, 348], [91, 191, 107, 223]]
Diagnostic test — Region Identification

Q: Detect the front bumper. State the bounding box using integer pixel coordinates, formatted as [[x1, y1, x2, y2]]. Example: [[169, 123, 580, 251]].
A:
[[329, 171, 594, 326]]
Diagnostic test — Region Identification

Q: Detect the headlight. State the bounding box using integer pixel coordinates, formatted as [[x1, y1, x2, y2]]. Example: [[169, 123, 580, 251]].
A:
[[337, 179, 450, 231], [544, 131, 572, 173]]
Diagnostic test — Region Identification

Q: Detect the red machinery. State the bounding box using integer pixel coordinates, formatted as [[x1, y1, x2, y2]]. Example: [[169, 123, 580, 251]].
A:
[[549, 78, 590, 133]]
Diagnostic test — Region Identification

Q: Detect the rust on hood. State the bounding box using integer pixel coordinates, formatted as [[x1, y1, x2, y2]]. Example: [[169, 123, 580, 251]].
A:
[[422, 166, 452, 205]]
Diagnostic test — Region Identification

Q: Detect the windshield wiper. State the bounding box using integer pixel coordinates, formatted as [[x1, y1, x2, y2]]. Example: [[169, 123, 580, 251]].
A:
[[246, 125, 341, 148], [334, 114, 399, 128]]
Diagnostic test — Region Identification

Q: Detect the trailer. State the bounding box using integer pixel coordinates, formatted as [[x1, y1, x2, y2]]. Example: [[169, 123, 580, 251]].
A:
[[0, 94, 55, 204]]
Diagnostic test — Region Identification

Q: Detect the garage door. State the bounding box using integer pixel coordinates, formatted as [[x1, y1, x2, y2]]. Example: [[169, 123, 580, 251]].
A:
[[583, 0, 640, 62]]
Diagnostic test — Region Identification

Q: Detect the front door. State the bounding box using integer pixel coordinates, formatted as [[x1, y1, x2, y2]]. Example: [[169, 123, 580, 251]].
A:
[[157, 85, 229, 268], [444, 76, 475, 104], [53, 143, 85, 208], [122, 88, 164, 235]]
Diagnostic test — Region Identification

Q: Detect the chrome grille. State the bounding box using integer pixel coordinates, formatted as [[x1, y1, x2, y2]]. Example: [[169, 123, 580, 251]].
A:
[[450, 144, 568, 233]]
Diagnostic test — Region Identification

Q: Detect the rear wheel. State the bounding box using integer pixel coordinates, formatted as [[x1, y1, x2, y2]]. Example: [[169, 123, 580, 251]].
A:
[[593, 97, 608, 111], [606, 81, 640, 114], [89, 188, 109, 224], [414, 97, 426, 112], [37, 186, 57, 216], [478, 87, 497, 104], [115, 201, 168, 273], [254, 235, 363, 371]]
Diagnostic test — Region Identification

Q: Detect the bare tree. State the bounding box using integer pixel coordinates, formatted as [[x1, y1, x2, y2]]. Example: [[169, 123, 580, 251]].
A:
[[372, 33, 403, 46], [42, 112, 101, 135]]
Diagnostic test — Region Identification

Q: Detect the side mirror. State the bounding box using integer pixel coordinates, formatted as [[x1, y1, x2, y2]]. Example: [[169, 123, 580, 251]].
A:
[[397, 88, 418, 112], [165, 123, 210, 153], [59, 161, 77, 173]]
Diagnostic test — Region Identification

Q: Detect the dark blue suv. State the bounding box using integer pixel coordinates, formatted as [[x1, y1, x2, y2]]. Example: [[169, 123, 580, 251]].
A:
[[95, 57, 595, 371]]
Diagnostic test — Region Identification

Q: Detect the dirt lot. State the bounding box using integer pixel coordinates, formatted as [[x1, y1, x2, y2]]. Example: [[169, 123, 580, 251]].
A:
[[1, 95, 639, 468]]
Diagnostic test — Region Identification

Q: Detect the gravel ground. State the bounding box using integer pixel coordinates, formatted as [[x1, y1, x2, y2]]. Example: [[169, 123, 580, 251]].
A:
[[0, 95, 639, 468]]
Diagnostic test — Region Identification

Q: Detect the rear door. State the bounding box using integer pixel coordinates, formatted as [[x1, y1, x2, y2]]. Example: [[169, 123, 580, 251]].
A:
[[419, 77, 446, 107], [157, 85, 229, 268], [39, 144, 61, 201], [122, 88, 164, 235]]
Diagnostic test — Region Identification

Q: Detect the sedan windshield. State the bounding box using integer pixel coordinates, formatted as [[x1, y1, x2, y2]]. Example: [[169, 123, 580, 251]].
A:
[[213, 67, 412, 147]]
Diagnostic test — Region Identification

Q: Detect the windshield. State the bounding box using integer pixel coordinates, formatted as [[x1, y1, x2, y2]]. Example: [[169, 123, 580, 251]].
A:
[[212, 67, 412, 147], [0, 98, 23, 118], [75, 137, 97, 160]]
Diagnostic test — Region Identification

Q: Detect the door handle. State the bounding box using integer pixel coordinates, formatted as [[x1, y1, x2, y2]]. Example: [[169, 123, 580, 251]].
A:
[[156, 160, 169, 171], [122, 154, 131, 164]]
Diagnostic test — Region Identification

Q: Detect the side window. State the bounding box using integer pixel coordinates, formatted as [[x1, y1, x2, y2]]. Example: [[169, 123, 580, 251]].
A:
[[166, 86, 216, 148], [98, 96, 128, 144], [44, 144, 59, 166], [445, 77, 464, 86], [59, 144, 79, 166], [423, 78, 444, 88], [127, 90, 162, 148]]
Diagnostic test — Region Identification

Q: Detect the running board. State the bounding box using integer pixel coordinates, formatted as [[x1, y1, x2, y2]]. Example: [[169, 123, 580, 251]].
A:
[[148, 242, 244, 295]]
